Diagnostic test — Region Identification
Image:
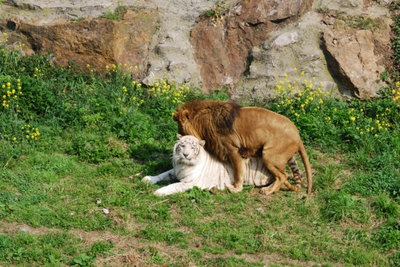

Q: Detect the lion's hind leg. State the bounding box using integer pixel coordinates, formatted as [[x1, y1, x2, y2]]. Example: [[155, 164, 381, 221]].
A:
[[259, 149, 289, 195]]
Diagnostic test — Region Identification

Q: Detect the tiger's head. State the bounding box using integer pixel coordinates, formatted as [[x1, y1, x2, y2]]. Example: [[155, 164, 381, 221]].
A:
[[173, 134, 205, 166]]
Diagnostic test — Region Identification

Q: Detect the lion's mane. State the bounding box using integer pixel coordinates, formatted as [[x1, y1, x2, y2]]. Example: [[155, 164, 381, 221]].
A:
[[173, 100, 241, 162]]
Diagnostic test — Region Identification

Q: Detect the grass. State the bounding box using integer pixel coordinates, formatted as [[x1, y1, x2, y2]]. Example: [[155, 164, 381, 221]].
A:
[[101, 5, 126, 21], [0, 30, 400, 266]]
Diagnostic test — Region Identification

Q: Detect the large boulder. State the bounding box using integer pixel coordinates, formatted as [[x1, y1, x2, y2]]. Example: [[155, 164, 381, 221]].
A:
[[232, 11, 337, 101], [190, 0, 313, 92], [322, 15, 392, 99], [3, 9, 159, 78]]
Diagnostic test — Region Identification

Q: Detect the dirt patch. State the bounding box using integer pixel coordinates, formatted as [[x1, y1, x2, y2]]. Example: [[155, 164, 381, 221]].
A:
[[0, 220, 332, 266]]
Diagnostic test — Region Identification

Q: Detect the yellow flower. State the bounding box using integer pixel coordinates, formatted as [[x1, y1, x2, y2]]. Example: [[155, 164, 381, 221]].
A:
[[350, 117, 355, 121], [12, 137, 16, 141]]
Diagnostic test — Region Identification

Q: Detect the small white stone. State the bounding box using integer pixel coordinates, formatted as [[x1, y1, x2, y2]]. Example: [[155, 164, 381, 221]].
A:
[[20, 226, 31, 233]]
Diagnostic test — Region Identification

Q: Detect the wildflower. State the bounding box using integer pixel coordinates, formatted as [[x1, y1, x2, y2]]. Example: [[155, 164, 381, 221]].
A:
[[350, 117, 356, 121]]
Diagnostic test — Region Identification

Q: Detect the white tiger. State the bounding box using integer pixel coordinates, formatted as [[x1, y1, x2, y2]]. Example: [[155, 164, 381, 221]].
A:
[[142, 134, 302, 196]]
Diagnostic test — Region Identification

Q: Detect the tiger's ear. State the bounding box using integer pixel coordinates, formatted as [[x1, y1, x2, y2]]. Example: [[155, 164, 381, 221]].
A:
[[176, 134, 183, 139], [199, 140, 205, 147]]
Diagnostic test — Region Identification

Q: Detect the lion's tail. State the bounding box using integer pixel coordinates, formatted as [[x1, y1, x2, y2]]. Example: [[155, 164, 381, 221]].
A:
[[299, 140, 312, 196]]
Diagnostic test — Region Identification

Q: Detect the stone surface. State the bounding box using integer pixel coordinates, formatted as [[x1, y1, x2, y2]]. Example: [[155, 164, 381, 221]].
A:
[[190, 0, 313, 91], [322, 16, 392, 99], [0, 0, 395, 100], [232, 11, 337, 101], [4, 9, 159, 77]]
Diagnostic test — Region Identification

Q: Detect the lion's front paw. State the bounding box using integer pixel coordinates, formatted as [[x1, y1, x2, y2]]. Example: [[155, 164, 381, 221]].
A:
[[259, 186, 274, 195], [142, 176, 155, 184], [227, 184, 243, 193]]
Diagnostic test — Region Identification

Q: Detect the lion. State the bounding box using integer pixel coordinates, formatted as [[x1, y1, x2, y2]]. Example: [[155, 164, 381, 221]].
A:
[[173, 100, 312, 196], [142, 135, 303, 196]]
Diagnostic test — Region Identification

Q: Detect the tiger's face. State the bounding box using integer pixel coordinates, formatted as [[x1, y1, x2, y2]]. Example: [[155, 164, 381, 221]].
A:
[[173, 134, 205, 165]]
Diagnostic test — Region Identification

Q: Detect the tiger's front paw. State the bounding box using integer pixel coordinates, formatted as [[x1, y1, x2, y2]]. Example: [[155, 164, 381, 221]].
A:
[[142, 176, 156, 184], [154, 188, 168, 197], [227, 184, 243, 193]]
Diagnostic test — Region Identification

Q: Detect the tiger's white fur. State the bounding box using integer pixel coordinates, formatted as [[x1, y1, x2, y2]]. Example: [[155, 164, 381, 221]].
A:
[[142, 135, 279, 196]]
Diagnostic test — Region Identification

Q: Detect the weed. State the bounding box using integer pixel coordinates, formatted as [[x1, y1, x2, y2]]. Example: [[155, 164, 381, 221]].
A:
[[372, 219, 400, 250], [319, 190, 368, 222], [101, 5, 126, 21], [204, 1, 229, 20], [372, 193, 400, 218], [344, 170, 400, 199]]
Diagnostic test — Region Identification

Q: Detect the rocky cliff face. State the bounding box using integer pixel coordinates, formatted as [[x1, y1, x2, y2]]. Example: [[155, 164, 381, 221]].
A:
[[0, 0, 394, 100]]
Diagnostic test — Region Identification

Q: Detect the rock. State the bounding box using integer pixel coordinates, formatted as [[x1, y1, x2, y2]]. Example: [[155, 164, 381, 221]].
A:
[[190, 0, 313, 92], [232, 11, 337, 102], [0, 0, 395, 99], [19, 226, 31, 232], [140, 0, 216, 85], [322, 16, 391, 99], [6, 9, 159, 77], [316, 0, 364, 15]]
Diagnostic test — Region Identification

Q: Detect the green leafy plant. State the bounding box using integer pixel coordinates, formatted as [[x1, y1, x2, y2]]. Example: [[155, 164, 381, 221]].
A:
[[101, 5, 126, 21]]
